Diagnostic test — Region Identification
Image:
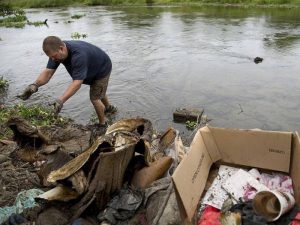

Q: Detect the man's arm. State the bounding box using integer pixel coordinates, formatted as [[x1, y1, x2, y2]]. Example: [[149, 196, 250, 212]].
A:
[[18, 68, 56, 100], [59, 80, 83, 103], [34, 68, 56, 87]]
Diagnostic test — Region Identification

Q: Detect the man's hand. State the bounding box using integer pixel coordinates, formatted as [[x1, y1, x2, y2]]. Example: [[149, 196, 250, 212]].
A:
[[50, 98, 63, 115], [18, 84, 38, 100]]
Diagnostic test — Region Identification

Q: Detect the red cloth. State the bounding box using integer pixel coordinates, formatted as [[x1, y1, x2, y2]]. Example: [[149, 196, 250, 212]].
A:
[[198, 206, 221, 225], [292, 213, 300, 225]]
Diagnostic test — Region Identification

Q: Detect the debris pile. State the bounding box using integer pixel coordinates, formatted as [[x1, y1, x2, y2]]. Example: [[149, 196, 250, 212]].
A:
[[198, 165, 297, 225], [0, 117, 185, 224], [1, 117, 300, 225]]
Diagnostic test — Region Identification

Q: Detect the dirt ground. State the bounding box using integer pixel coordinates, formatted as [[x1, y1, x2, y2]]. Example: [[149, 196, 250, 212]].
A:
[[0, 122, 95, 208], [0, 141, 41, 206]]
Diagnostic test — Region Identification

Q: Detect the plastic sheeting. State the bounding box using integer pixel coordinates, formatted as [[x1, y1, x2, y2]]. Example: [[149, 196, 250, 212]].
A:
[[0, 189, 44, 224], [97, 187, 143, 225]]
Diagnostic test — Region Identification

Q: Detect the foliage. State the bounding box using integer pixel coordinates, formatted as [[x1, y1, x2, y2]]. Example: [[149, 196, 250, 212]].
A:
[[3, 0, 300, 7], [0, 77, 9, 89], [185, 120, 197, 130], [89, 113, 98, 124], [0, 4, 48, 28], [0, 14, 27, 28], [0, 103, 72, 139], [1, 0, 82, 8], [71, 14, 85, 19], [27, 20, 47, 27], [71, 32, 88, 39], [0, 4, 27, 28], [0, 4, 25, 17]]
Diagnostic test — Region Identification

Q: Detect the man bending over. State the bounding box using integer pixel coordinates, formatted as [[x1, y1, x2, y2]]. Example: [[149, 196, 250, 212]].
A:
[[19, 36, 116, 127]]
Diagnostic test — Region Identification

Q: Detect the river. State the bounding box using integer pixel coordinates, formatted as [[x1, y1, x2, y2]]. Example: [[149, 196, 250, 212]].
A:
[[1, 5, 300, 135]]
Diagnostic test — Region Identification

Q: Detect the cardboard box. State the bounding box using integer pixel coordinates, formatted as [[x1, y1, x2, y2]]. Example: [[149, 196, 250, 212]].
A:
[[172, 125, 300, 223]]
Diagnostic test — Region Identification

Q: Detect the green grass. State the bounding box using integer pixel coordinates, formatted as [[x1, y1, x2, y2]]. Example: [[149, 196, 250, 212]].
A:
[[0, 77, 9, 89], [0, 19, 48, 28], [0, 4, 48, 28], [0, 4, 25, 16], [185, 120, 197, 130], [2, 0, 82, 8], [89, 112, 98, 124], [0, 5, 27, 28], [0, 14, 27, 27], [71, 14, 85, 19], [27, 20, 47, 26], [198, 0, 300, 3], [71, 32, 88, 39], [0, 103, 72, 139]]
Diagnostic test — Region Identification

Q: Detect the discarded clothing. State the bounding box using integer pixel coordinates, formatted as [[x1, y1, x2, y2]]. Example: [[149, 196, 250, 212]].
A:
[[71, 218, 96, 225], [36, 207, 69, 225], [220, 212, 241, 225], [248, 168, 294, 195], [198, 206, 221, 225], [144, 177, 181, 225], [230, 201, 268, 225], [97, 187, 143, 225], [292, 212, 300, 225], [230, 201, 299, 225], [273, 205, 299, 225], [8, 213, 27, 225]]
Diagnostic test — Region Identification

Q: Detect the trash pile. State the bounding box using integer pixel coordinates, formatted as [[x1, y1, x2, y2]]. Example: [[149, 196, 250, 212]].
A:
[[0, 117, 186, 225], [0, 117, 300, 225], [198, 165, 298, 225]]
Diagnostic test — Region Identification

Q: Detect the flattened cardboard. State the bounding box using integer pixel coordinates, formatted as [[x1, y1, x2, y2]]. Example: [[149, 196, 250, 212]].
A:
[[209, 127, 292, 172], [172, 130, 213, 221], [172, 125, 293, 222]]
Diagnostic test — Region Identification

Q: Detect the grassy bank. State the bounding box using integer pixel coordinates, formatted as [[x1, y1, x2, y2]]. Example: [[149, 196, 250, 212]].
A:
[[0, 104, 72, 139], [0, 5, 49, 28], [2, 0, 300, 8]]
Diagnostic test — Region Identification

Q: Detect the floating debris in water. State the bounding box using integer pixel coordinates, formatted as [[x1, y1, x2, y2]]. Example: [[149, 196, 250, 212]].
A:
[[254, 57, 263, 64]]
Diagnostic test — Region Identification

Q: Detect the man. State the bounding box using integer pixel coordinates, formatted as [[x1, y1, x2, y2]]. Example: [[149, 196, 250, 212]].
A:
[[19, 36, 116, 127]]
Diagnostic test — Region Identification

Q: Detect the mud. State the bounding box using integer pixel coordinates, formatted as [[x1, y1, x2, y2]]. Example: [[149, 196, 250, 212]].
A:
[[0, 141, 40, 206], [0, 119, 94, 208]]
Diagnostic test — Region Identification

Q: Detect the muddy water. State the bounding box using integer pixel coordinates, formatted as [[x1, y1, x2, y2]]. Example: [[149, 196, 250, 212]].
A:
[[1, 6, 300, 133]]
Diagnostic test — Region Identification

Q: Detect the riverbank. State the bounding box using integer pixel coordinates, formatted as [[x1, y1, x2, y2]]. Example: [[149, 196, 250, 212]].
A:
[[2, 0, 300, 8]]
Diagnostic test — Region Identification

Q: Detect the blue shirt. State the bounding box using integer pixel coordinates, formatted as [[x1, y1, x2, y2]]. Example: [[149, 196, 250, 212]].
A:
[[46, 40, 112, 85]]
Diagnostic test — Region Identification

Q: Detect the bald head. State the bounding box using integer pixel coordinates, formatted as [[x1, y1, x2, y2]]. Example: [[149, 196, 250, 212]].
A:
[[43, 36, 64, 54]]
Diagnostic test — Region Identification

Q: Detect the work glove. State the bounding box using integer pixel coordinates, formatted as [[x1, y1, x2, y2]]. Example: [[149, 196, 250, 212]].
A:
[[17, 83, 38, 100], [49, 98, 63, 115]]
